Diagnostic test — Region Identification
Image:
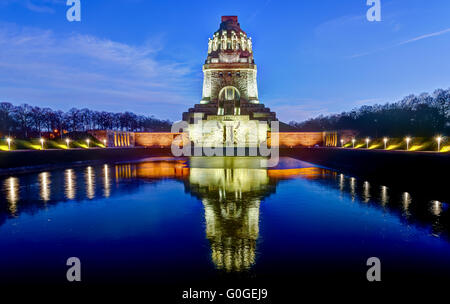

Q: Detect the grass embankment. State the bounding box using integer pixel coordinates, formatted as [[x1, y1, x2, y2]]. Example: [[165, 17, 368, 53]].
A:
[[343, 137, 449, 152], [0, 133, 104, 151]]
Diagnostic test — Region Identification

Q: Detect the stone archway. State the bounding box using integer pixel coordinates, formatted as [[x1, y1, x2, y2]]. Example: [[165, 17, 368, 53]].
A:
[[218, 86, 240, 115]]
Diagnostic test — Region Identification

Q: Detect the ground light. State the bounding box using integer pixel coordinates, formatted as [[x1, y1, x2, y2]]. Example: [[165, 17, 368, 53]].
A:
[[86, 139, 90, 148], [436, 136, 442, 152], [365, 138, 370, 149], [352, 138, 355, 148], [103, 139, 107, 147], [40, 138, 45, 150], [383, 137, 388, 150], [6, 137, 12, 151], [66, 138, 70, 149], [340, 139, 344, 147], [405, 137, 411, 151]]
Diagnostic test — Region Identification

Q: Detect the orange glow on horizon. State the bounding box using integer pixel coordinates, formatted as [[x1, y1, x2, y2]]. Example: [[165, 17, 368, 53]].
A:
[[134, 161, 189, 179], [268, 167, 328, 179]]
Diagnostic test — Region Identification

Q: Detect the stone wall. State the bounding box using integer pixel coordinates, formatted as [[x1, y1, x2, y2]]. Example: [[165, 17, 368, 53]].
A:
[[91, 131, 333, 148], [135, 131, 327, 148], [269, 132, 325, 148], [134, 132, 189, 148]]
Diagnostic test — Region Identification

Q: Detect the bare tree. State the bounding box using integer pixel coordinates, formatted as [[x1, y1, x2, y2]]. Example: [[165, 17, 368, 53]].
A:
[[13, 104, 33, 137]]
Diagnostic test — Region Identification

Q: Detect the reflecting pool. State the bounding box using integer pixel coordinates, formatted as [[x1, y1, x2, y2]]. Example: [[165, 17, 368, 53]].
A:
[[0, 157, 449, 285]]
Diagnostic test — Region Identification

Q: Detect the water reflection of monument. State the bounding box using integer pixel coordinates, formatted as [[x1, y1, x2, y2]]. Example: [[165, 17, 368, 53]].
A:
[[1, 158, 449, 269], [188, 166, 276, 272]]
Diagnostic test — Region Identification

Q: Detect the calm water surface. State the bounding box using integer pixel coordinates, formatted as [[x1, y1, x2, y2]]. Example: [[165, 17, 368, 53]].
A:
[[0, 157, 449, 285]]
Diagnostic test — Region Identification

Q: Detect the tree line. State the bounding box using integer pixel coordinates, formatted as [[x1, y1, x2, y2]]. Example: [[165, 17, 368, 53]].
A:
[[0, 104, 172, 138], [289, 88, 450, 138], [2, 88, 449, 139]]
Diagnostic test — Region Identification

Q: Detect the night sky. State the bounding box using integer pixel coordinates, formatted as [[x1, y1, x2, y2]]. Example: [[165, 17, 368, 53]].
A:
[[1, 0, 449, 122]]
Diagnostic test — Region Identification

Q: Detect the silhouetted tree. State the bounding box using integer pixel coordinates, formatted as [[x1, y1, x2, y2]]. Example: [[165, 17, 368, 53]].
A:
[[13, 104, 33, 137], [290, 88, 450, 137], [0, 103, 172, 138]]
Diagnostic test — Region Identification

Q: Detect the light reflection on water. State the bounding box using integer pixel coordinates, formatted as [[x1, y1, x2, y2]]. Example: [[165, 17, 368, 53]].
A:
[[65, 169, 76, 200], [39, 172, 51, 202], [103, 165, 110, 198], [431, 200, 442, 217], [363, 181, 370, 203], [85, 166, 95, 199], [381, 186, 388, 206], [0, 157, 449, 279], [403, 192, 412, 217], [4, 177, 19, 216], [350, 177, 356, 201]]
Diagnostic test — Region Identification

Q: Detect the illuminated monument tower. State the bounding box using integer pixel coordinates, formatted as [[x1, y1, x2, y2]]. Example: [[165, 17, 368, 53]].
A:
[[183, 16, 277, 147]]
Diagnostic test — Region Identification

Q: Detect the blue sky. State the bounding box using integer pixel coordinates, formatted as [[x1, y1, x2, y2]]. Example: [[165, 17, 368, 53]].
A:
[[0, 0, 449, 122]]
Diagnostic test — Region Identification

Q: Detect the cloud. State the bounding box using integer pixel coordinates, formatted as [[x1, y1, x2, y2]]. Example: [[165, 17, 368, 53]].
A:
[[0, 23, 198, 120], [314, 14, 366, 36], [1, 0, 65, 13], [398, 28, 450, 45], [268, 98, 334, 122], [24, 1, 55, 13], [350, 27, 450, 58]]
